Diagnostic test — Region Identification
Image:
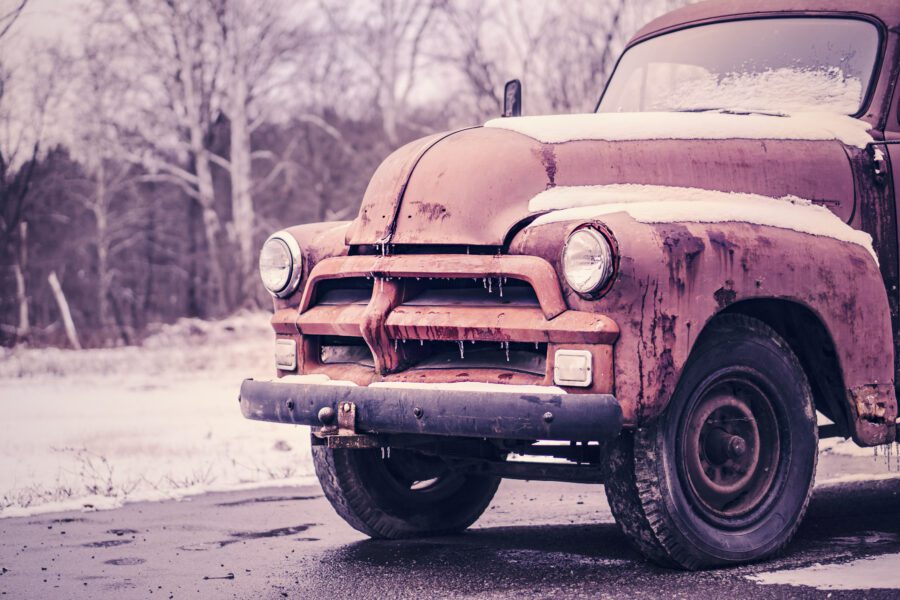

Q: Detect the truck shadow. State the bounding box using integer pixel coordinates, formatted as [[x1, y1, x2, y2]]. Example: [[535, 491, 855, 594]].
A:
[[317, 478, 900, 585]]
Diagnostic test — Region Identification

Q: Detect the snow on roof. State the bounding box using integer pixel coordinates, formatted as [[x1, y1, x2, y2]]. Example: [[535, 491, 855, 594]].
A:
[[484, 111, 873, 148], [528, 184, 877, 261]]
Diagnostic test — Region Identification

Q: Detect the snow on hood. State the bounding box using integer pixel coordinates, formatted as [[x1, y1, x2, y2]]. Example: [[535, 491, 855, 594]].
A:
[[528, 184, 877, 261], [370, 381, 567, 394], [484, 111, 873, 149]]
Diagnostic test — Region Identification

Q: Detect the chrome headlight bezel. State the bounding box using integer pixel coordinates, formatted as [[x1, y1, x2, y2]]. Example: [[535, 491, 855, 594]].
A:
[[259, 231, 303, 298], [562, 225, 617, 297]]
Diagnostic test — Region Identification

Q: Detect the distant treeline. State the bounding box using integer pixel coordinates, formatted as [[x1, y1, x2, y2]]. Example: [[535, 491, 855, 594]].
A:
[[0, 0, 684, 348]]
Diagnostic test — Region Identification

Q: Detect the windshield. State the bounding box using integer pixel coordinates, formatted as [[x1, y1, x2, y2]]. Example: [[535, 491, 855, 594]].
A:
[[598, 18, 880, 116]]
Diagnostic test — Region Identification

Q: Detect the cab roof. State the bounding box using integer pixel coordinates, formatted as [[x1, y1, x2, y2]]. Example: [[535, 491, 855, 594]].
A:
[[633, 0, 900, 43]]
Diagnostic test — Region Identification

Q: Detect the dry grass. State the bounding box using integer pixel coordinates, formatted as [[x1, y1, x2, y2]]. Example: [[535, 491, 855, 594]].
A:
[[0, 311, 273, 380]]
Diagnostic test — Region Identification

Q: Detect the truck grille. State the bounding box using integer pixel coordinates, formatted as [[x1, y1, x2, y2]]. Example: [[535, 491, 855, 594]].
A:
[[283, 254, 616, 387]]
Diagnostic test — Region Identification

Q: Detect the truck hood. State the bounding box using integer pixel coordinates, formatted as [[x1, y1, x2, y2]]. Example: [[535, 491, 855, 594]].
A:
[[345, 112, 869, 247]]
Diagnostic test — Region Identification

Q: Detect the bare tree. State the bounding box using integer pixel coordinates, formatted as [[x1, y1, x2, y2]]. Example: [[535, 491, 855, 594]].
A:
[[534, 1, 627, 113], [0, 0, 27, 41], [67, 62, 145, 334], [320, 0, 443, 146], [88, 0, 230, 315], [438, 0, 555, 121], [438, 2, 503, 119], [441, 0, 689, 120], [212, 0, 313, 301], [93, 0, 327, 309], [0, 46, 65, 343]]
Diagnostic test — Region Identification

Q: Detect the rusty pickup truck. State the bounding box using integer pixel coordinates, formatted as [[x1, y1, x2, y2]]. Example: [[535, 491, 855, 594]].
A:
[[240, 0, 900, 569]]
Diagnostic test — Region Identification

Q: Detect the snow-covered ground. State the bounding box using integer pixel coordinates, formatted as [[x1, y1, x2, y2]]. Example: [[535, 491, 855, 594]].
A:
[[750, 553, 900, 590], [0, 312, 318, 518], [1, 312, 898, 519]]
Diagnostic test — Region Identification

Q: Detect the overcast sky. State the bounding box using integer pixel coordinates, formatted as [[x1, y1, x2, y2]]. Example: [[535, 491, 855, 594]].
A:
[[2, 0, 82, 60]]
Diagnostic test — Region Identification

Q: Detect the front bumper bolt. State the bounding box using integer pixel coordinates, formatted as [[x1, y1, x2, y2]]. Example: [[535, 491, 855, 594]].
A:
[[317, 406, 336, 425], [727, 435, 747, 459], [413, 407, 424, 419], [543, 411, 554, 423]]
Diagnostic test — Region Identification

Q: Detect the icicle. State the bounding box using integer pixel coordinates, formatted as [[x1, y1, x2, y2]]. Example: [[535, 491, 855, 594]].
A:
[[482, 277, 487, 289], [498, 277, 504, 298], [535, 342, 539, 350], [458, 340, 465, 359], [503, 341, 510, 362], [393, 339, 398, 351], [488, 277, 493, 293], [420, 339, 424, 346]]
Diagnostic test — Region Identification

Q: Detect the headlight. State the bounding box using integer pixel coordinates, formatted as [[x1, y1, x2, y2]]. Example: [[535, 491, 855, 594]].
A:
[[562, 227, 615, 296], [259, 232, 302, 297]]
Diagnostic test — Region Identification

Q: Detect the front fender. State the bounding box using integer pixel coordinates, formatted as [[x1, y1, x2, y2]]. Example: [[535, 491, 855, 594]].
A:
[[272, 221, 351, 313], [512, 211, 895, 443]]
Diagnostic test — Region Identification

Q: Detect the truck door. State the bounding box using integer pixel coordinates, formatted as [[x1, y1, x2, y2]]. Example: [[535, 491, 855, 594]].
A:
[[882, 71, 900, 383]]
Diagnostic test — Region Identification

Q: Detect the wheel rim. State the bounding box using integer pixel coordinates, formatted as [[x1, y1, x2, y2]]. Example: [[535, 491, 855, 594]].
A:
[[681, 373, 781, 521]]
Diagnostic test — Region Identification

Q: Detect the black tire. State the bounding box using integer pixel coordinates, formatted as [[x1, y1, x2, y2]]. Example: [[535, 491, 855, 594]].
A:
[[312, 445, 500, 539], [605, 314, 818, 569]]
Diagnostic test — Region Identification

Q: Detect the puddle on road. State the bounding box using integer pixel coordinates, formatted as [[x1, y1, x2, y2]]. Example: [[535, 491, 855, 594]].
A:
[[107, 528, 139, 537], [104, 557, 146, 566], [178, 523, 319, 551], [50, 517, 86, 524], [750, 552, 900, 590], [218, 523, 317, 547], [82, 539, 133, 548], [827, 531, 899, 547], [497, 548, 629, 568], [216, 495, 322, 507], [28, 517, 89, 526]]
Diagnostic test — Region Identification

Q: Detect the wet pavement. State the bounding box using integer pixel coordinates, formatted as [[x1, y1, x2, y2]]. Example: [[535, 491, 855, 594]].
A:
[[1, 452, 899, 599]]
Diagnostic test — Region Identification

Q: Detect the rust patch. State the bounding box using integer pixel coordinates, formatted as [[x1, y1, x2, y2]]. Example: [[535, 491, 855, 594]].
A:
[[708, 230, 737, 271], [849, 383, 897, 446], [714, 280, 737, 309], [661, 225, 706, 294], [651, 313, 678, 408], [852, 384, 891, 421], [413, 201, 450, 221], [538, 145, 557, 189]]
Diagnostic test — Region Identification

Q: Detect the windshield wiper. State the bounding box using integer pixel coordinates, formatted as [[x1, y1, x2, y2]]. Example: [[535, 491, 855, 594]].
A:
[[670, 107, 787, 117]]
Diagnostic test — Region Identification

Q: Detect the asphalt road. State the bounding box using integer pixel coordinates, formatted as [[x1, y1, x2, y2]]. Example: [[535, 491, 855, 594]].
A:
[[2, 452, 900, 599]]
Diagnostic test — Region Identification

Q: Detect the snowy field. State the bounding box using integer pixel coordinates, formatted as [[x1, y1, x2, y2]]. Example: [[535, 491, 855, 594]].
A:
[[0, 313, 317, 518], [0, 312, 898, 519]]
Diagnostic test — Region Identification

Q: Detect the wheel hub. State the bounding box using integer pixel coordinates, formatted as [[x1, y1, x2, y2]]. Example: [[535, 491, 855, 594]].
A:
[[682, 377, 780, 519], [705, 427, 748, 463]]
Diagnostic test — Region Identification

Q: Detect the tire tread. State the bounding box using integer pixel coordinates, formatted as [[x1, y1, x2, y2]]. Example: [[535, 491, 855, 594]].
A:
[[607, 314, 818, 569]]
